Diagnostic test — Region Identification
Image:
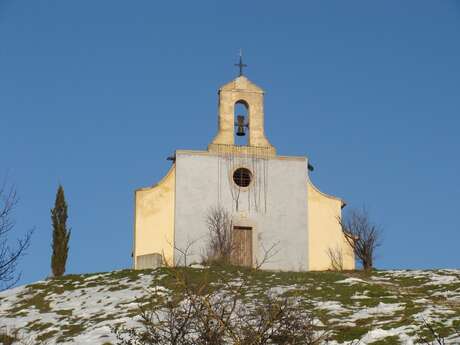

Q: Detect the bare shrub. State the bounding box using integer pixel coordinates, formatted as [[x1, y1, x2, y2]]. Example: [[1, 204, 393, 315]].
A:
[[254, 240, 280, 269], [234, 296, 326, 345], [326, 245, 344, 271], [203, 206, 234, 265], [113, 266, 328, 345], [0, 326, 42, 345], [0, 327, 17, 345], [417, 317, 460, 345], [174, 238, 199, 267], [339, 207, 381, 272]]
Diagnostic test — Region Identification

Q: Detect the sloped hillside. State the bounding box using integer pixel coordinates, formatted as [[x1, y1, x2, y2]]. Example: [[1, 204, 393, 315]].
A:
[[0, 268, 459, 344]]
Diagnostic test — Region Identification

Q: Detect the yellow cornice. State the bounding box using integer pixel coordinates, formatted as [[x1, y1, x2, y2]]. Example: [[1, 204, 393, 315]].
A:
[[307, 178, 346, 208], [135, 164, 176, 192]]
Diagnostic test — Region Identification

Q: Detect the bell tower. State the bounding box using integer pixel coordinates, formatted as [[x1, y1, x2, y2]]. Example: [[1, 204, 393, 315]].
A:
[[208, 56, 275, 154]]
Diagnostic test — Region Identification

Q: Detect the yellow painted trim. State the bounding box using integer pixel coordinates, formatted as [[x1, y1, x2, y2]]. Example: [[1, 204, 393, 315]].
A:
[[307, 179, 355, 271], [135, 164, 175, 192], [308, 176, 346, 208], [134, 164, 176, 268]]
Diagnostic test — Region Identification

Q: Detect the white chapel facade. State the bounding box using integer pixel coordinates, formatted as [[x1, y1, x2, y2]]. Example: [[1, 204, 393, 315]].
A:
[[133, 68, 354, 271]]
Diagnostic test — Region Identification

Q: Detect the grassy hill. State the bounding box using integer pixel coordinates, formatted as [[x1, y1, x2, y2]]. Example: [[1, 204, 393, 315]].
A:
[[0, 267, 459, 344]]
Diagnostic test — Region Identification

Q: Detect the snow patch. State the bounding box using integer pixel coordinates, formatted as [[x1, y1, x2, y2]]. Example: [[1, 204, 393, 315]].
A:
[[334, 277, 368, 285]]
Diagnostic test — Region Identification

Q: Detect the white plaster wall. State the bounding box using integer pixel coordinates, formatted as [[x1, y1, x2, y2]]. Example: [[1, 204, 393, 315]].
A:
[[174, 151, 309, 271]]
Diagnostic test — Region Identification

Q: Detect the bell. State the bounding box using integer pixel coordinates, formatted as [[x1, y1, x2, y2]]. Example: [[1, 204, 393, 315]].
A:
[[236, 115, 246, 136]]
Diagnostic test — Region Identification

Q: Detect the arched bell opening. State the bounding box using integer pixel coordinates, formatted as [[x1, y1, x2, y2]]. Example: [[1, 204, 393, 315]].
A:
[[234, 100, 249, 146]]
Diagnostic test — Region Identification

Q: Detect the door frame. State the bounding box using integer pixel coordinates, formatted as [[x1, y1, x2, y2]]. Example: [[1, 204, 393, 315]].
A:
[[231, 213, 257, 268]]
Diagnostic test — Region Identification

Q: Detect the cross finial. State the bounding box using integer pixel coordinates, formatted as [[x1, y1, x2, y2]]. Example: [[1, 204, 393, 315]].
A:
[[234, 49, 247, 77]]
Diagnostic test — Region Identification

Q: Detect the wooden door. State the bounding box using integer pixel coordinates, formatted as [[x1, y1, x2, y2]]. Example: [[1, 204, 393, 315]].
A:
[[232, 226, 253, 267]]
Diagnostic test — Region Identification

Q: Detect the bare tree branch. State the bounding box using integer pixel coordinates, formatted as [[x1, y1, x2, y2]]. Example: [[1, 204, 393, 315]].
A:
[[255, 240, 280, 270], [0, 179, 33, 290], [417, 317, 455, 345], [173, 237, 200, 267]]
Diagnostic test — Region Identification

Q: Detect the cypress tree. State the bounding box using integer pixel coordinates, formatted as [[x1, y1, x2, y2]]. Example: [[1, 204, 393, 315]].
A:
[[51, 185, 71, 277]]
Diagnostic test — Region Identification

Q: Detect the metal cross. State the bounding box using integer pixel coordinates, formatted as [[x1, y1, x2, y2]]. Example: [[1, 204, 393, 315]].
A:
[[234, 49, 247, 76]]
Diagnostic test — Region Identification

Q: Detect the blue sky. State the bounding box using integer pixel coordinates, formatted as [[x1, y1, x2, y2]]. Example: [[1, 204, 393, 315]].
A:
[[1, 1, 459, 285]]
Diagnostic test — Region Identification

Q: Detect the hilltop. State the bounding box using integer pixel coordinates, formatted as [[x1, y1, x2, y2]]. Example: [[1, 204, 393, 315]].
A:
[[0, 268, 459, 344]]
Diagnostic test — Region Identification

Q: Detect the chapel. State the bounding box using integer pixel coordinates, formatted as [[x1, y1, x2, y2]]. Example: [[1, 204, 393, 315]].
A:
[[133, 60, 354, 271]]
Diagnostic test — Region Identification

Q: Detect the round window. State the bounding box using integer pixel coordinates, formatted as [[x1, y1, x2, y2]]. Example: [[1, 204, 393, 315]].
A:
[[233, 168, 252, 187]]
